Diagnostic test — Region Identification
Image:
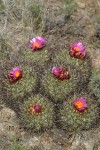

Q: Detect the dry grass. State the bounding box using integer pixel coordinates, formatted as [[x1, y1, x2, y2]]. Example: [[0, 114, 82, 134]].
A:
[[0, 0, 77, 53], [0, 0, 44, 53]]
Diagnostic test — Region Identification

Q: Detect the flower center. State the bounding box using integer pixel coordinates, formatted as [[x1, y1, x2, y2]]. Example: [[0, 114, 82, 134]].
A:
[[33, 42, 40, 48], [75, 101, 83, 109], [14, 71, 20, 78], [74, 47, 80, 52]]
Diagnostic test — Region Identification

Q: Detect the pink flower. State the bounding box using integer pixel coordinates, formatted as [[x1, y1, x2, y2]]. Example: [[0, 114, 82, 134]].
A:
[[28, 104, 42, 115], [73, 97, 87, 111], [69, 42, 87, 59], [52, 67, 60, 77], [29, 36, 46, 51], [52, 67, 70, 80], [8, 67, 22, 83], [33, 105, 42, 113]]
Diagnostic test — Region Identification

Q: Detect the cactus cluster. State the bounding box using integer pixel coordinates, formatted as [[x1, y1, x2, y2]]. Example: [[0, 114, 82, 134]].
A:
[[0, 36, 99, 132]]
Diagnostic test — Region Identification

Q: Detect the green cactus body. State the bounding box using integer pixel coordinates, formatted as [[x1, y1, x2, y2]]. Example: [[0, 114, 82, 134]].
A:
[[53, 50, 91, 84], [88, 69, 100, 102], [24, 49, 49, 68], [42, 72, 75, 101], [59, 95, 99, 131], [20, 95, 54, 131], [42, 50, 91, 101], [3, 66, 38, 100]]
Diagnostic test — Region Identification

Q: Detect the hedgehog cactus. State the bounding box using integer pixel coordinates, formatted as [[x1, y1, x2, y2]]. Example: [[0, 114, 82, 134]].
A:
[[20, 95, 54, 131], [5, 66, 38, 100], [42, 68, 74, 101], [1, 53, 38, 101], [42, 50, 91, 101], [23, 36, 49, 68], [59, 94, 99, 131], [0, 35, 99, 133]]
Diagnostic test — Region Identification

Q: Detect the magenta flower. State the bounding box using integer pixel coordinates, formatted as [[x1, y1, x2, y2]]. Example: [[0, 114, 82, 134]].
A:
[[73, 97, 87, 111], [33, 105, 42, 113], [69, 42, 87, 59], [29, 36, 46, 51], [52, 67, 70, 80], [28, 104, 42, 115], [52, 67, 60, 77], [8, 67, 22, 83]]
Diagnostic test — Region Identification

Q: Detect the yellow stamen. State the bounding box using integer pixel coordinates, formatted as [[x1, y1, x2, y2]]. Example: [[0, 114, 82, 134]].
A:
[[75, 101, 83, 109], [33, 42, 40, 48], [74, 47, 80, 52], [14, 71, 20, 78]]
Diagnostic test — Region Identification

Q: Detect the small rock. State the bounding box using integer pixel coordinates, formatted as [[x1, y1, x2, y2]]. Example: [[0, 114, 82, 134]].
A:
[[0, 122, 20, 138], [22, 136, 41, 149], [0, 107, 17, 122], [84, 140, 95, 150]]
